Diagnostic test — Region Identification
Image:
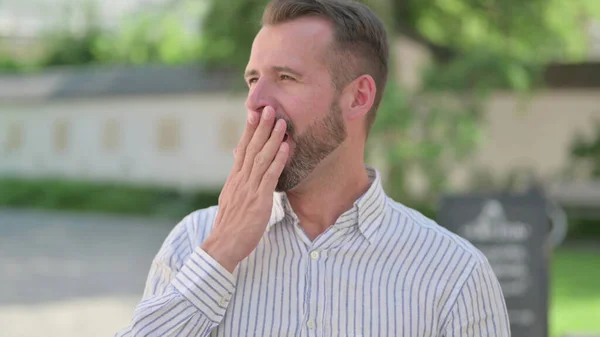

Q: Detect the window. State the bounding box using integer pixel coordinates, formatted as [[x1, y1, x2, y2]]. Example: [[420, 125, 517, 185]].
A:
[[53, 119, 69, 154], [156, 118, 180, 152], [102, 119, 121, 152], [3, 121, 24, 154]]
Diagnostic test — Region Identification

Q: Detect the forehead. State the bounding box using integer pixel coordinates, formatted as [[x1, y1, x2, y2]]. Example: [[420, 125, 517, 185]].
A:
[[249, 17, 334, 71]]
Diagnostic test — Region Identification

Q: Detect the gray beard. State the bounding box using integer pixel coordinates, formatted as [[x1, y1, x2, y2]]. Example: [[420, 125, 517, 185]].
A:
[[275, 100, 346, 192]]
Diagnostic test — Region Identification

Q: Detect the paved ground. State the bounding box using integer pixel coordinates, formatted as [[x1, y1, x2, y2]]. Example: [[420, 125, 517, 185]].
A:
[[0, 208, 176, 337]]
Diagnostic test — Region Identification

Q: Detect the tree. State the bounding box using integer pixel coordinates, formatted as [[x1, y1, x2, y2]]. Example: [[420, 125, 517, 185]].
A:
[[198, 0, 600, 208], [38, 0, 103, 67], [12, 0, 208, 69], [379, 0, 600, 204], [570, 120, 600, 179], [198, 0, 268, 69], [93, 0, 207, 65]]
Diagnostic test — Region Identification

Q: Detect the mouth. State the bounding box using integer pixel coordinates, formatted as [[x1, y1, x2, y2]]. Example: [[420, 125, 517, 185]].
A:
[[272, 117, 292, 145]]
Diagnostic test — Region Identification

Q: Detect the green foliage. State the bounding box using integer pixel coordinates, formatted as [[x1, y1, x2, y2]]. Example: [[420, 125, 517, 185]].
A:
[[393, 0, 599, 62], [570, 119, 600, 178], [196, 0, 396, 70], [36, 0, 103, 68], [572, 123, 600, 167], [198, 0, 269, 69], [0, 0, 207, 71], [0, 177, 221, 220], [422, 51, 544, 92], [197, 0, 599, 69], [0, 53, 32, 73], [40, 30, 104, 67], [370, 84, 483, 203], [94, 1, 207, 65], [370, 52, 543, 204], [369, 0, 598, 205], [567, 219, 600, 239]]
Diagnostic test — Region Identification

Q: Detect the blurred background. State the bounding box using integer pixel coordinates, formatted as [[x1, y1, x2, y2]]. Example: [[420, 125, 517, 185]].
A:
[[0, 0, 599, 336]]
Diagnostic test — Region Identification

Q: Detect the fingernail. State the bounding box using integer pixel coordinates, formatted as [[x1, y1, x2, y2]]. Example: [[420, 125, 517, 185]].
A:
[[263, 107, 271, 120], [275, 119, 284, 131]]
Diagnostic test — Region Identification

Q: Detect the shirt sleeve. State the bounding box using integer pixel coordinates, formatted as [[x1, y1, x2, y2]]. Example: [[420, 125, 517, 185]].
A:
[[441, 259, 511, 337], [115, 213, 236, 337]]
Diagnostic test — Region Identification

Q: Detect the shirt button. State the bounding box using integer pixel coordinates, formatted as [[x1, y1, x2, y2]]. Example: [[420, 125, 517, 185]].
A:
[[306, 319, 315, 329], [219, 295, 229, 306], [310, 251, 320, 260]]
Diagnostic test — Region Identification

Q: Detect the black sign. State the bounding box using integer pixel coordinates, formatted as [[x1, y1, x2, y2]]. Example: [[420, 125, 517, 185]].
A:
[[438, 188, 551, 337]]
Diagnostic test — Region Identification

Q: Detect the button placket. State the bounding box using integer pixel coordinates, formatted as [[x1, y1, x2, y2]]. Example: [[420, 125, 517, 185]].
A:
[[310, 250, 320, 260], [305, 245, 323, 336]]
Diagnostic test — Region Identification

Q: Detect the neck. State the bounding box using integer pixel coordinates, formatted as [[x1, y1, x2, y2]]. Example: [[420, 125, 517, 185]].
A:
[[285, 144, 371, 241]]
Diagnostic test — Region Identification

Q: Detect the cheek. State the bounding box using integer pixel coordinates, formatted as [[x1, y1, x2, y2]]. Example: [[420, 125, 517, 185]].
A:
[[282, 87, 332, 129]]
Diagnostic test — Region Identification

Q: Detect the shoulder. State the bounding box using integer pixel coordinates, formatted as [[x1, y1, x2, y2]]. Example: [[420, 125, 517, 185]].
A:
[[384, 198, 491, 270], [383, 199, 505, 314]]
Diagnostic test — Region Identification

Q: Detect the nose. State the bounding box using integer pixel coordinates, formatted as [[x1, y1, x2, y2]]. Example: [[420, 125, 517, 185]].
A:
[[244, 79, 273, 114]]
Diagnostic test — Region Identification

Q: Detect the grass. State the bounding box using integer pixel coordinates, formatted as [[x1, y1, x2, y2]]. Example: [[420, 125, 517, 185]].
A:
[[551, 248, 600, 337]]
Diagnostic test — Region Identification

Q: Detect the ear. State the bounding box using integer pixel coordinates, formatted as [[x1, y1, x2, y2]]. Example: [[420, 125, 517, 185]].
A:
[[342, 74, 376, 121]]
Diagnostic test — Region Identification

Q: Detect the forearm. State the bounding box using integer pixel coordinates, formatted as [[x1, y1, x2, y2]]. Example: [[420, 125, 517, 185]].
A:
[[118, 247, 236, 337], [124, 291, 214, 337]]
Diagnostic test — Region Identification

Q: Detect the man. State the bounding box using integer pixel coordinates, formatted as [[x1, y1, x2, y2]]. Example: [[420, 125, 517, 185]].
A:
[[117, 0, 510, 336]]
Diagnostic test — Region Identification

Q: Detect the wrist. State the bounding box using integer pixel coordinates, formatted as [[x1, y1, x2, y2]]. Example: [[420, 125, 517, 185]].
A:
[[201, 236, 240, 273]]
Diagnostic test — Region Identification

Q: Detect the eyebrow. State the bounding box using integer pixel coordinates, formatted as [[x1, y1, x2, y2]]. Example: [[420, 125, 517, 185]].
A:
[[244, 66, 303, 79]]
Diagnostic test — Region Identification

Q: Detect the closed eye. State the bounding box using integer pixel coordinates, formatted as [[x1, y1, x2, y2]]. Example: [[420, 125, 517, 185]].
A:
[[280, 74, 294, 81]]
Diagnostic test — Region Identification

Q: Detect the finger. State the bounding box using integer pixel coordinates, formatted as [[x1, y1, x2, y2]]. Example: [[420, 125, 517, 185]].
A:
[[232, 112, 259, 172], [250, 118, 286, 182], [258, 142, 289, 193], [242, 106, 276, 173]]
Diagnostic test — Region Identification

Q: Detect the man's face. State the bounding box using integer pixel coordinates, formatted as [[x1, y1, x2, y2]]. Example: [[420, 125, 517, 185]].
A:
[[244, 17, 347, 191]]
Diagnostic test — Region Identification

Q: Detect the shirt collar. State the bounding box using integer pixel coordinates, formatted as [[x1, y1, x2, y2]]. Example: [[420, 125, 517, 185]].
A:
[[267, 165, 388, 244]]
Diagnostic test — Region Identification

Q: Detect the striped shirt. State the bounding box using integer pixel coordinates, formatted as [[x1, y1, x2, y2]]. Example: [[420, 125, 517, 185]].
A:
[[116, 166, 510, 337]]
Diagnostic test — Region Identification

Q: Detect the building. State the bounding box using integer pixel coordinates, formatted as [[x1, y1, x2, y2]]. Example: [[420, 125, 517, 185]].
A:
[[1, 60, 599, 184], [0, 64, 243, 191]]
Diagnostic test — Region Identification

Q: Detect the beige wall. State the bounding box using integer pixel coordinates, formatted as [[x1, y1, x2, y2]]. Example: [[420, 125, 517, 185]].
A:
[[0, 93, 248, 191], [450, 90, 600, 190]]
